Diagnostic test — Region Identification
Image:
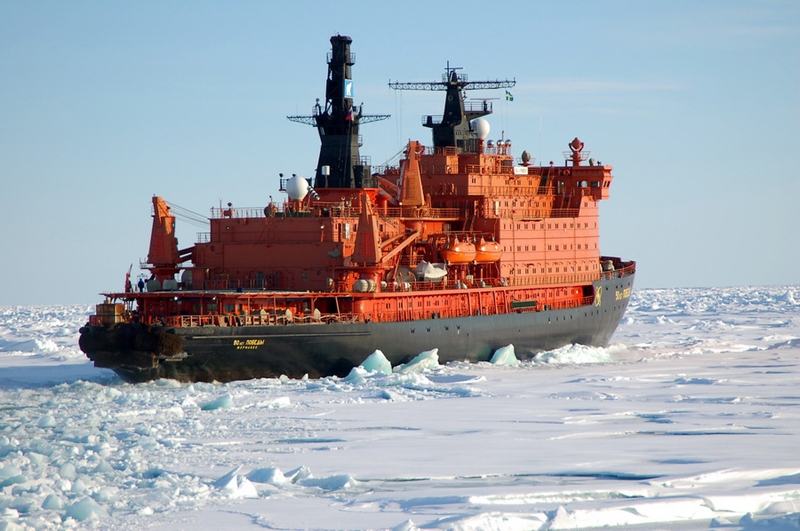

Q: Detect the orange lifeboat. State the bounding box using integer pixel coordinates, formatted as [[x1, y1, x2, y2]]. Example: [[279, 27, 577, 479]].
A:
[[475, 238, 503, 263], [441, 237, 477, 264]]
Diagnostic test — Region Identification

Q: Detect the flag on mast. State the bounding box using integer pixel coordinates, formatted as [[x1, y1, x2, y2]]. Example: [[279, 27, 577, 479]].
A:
[[505, 90, 514, 102]]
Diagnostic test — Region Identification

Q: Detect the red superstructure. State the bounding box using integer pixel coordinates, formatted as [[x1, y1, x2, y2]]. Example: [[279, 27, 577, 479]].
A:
[[136, 137, 618, 317]]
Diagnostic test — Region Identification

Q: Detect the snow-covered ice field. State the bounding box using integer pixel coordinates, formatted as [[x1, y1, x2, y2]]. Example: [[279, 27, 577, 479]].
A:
[[1, 286, 800, 530]]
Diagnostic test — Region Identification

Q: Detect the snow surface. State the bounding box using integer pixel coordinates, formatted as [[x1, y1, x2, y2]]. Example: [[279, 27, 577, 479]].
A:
[[1, 286, 800, 530]]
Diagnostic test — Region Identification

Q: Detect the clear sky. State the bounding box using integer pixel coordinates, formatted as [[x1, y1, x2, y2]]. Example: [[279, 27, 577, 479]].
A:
[[1, 1, 797, 305]]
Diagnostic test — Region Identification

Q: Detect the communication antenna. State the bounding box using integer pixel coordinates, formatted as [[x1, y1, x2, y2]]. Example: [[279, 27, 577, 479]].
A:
[[389, 63, 515, 150]]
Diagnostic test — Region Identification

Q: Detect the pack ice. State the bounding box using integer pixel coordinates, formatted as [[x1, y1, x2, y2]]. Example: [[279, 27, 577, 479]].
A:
[[1, 286, 799, 530]]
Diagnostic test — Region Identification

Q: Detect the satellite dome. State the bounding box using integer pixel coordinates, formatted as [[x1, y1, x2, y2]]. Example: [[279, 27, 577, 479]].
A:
[[471, 118, 490, 140], [286, 175, 310, 201]]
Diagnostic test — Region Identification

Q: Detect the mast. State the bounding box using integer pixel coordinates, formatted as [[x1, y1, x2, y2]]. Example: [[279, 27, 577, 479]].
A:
[[288, 35, 389, 188], [389, 64, 515, 152]]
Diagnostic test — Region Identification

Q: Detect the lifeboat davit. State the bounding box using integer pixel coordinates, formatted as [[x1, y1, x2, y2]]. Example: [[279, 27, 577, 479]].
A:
[[441, 237, 477, 264], [475, 238, 503, 263]]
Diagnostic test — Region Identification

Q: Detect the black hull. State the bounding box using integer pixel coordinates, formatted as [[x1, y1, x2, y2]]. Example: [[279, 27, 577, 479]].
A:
[[80, 275, 634, 383]]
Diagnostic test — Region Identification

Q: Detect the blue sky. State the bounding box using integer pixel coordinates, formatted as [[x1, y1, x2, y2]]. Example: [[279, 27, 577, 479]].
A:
[[1, 1, 797, 305]]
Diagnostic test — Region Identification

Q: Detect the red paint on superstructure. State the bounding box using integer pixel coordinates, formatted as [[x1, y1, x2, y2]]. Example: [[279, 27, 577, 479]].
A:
[[91, 136, 632, 330]]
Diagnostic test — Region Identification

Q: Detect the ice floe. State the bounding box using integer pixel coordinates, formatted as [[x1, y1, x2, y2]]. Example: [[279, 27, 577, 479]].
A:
[[0, 286, 798, 530]]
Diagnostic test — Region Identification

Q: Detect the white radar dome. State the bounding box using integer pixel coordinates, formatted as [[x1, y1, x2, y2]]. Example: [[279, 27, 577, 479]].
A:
[[471, 118, 490, 140], [286, 175, 310, 201]]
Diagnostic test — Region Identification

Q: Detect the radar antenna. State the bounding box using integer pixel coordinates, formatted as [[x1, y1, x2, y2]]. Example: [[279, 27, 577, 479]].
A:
[[389, 63, 515, 150]]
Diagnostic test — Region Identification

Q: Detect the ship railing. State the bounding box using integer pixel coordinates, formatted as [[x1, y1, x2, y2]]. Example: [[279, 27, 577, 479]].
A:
[[422, 115, 445, 127], [464, 100, 491, 113], [508, 272, 601, 287], [371, 164, 395, 175], [379, 207, 460, 219], [161, 312, 364, 328], [600, 260, 636, 280], [145, 292, 599, 330], [383, 279, 447, 292], [381, 272, 603, 293], [207, 203, 465, 221], [211, 206, 275, 219], [426, 146, 458, 156], [162, 269, 619, 298], [206, 200, 580, 223], [208, 203, 355, 221]]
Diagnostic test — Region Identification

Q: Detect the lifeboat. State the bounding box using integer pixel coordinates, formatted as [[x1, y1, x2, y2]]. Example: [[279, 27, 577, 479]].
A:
[[475, 238, 503, 263], [441, 237, 477, 264]]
